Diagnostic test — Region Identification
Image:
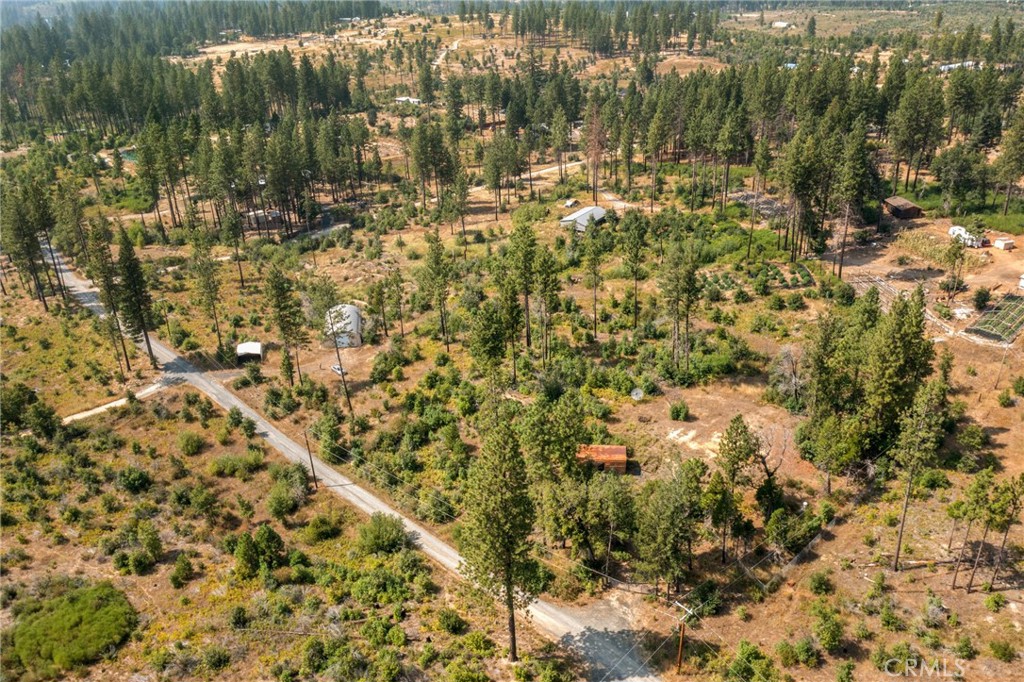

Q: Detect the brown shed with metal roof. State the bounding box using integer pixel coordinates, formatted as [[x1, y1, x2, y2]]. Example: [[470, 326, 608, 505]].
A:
[[575, 444, 628, 474], [883, 196, 923, 219]]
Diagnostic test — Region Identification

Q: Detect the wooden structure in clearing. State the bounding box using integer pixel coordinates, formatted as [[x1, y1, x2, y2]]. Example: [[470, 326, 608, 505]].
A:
[[575, 444, 628, 474], [883, 196, 923, 219]]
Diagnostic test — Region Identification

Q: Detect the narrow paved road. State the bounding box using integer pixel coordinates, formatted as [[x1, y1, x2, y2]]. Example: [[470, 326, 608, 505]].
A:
[[54, 254, 660, 682]]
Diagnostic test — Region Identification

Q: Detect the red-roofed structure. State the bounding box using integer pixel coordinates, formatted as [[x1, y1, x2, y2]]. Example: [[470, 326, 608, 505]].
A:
[[575, 444, 628, 474]]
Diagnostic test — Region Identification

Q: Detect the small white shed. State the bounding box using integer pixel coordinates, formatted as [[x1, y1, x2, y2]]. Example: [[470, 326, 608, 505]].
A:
[[994, 237, 1015, 251], [325, 304, 362, 348], [236, 341, 263, 363], [1019, 274, 1024, 290]]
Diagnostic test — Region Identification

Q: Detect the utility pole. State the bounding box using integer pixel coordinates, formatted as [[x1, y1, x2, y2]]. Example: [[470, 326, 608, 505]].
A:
[[672, 602, 696, 675], [676, 621, 685, 674]]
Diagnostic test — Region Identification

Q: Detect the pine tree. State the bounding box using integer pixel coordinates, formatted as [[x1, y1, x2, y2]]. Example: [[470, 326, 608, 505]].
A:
[[86, 220, 132, 373], [263, 266, 308, 386], [534, 245, 560, 366], [551, 107, 570, 182], [116, 227, 156, 367], [952, 469, 994, 588], [834, 118, 872, 279], [659, 239, 701, 374], [461, 401, 539, 662], [508, 223, 537, 348], [996, 106, 1024, 215], [583, 231, 603, 339], [1, 180, 49, 310], [234, 532, 260, 579], [420, 229, 454, 352], [189, 228, 223, 351], [469, 299, 507, 373], [619, 211, 648, 329], [892, 378, 949, 571], [703, 469, 737, 564]]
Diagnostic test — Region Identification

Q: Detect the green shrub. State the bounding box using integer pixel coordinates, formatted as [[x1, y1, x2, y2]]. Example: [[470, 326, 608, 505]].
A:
[[669, 400, 689, 421], [203, 645, 230, 671], [984, 593, 1007, 613], [116, 466, 152, 493], [169, 554, 194, 589], [1013, 376, 1024, 397], [177, 431, 206, 456], [229, 606, 248, 629], [880, 600, 904, 631], [436, 608, 468, 635], [302, 512, 343, 544], [835, 660, 855, 682], [775, 641, 798, 667], [128, 550, 154, 575], [8, 581, 136, 679], [997, 389, 1014, 408], [360, 618, 390, 647], [989, 640, 1016, 663], [812, 603, 843, 652], [683, 581, 722, 621], [267, 482, 301, 522], [952, 635, 977, 660], [972, 287, 991, 311], [833, 281, 855, 306], [357, 513, 408, 555], [209, 448, 265, 479], [462, 631, 495, 655], [785, 292, 805, 310], [808, 570, 833, 596], [794, 636, 820, 666]]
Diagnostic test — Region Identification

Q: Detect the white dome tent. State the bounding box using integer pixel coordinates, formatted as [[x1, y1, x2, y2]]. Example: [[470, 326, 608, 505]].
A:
[[324, 304, 362, 348]]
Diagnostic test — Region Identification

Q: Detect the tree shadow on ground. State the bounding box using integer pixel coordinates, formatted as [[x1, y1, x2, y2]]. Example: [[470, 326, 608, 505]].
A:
[[559, 626, 661, 681]]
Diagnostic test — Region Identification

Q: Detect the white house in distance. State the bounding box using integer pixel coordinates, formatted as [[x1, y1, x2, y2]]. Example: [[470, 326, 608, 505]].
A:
[[395, 96, 422, 105], [324, 304, 362, 348], [771, 21, 791, 29], [560, 205, 606, 233]]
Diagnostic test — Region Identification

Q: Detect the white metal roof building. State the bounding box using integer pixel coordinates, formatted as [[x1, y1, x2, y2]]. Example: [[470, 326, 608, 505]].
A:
[[560, 206, 606, 232], [325, 304, 362, 348]]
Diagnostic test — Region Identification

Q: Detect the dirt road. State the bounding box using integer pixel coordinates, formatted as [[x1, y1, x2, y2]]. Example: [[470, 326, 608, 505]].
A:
[[53, 253, 661, 682]]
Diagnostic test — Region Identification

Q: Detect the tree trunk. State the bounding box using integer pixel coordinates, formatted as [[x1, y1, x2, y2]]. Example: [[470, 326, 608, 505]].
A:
[[747, 172, 758, 261], [951, 518, 974, 588], [505, 575, 518, 662], [141, 329, 157, 368], [333, 338, 354, 415], [965, 522, 990, 593], [523, 292, 531, 348], [989, 525, 1012, 588], [892, 473, 913, 571], [837, 204, 851, 280]]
